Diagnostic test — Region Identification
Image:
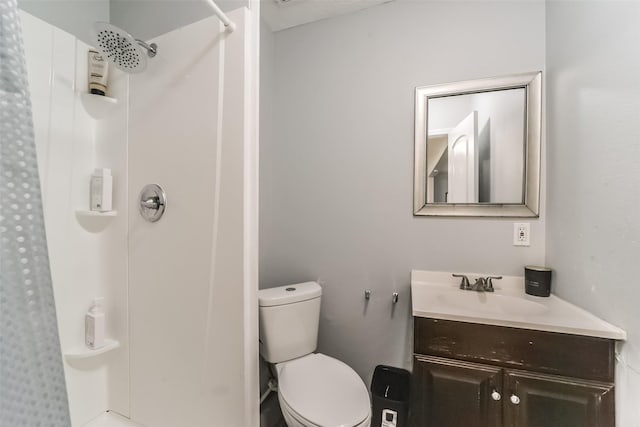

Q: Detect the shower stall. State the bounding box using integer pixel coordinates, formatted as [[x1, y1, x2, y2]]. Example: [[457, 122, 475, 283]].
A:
[[1, 0, 259, 426]]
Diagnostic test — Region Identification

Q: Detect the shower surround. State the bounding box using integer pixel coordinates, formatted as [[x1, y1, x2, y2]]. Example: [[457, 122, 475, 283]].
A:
[[20, 5, 259, 427]]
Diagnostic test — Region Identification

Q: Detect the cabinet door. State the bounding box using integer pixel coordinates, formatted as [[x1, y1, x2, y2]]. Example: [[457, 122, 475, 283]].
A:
[[411, 355, 502, 427], [503, 369, 614, 427]]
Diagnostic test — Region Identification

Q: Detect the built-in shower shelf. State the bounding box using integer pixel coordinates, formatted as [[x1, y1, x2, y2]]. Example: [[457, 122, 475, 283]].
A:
[[76, 210, 118, 217], [80, 93, 118, 119], [75, 210, 117, 233], [64, 339, 120, 360]]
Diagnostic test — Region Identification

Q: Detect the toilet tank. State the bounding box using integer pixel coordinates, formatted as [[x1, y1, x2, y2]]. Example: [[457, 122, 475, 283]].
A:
[[258, 282, 322, 364]]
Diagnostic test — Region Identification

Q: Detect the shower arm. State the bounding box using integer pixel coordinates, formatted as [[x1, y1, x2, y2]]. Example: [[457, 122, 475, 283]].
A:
[[135, 39, 158, 58]]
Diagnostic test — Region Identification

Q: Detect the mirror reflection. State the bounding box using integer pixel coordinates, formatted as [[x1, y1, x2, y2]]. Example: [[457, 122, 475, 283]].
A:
[[414, 71, 541, 217], [426, 88, 526, 204]]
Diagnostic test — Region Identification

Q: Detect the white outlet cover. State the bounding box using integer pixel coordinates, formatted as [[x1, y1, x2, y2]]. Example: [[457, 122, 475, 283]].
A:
[[513, 223, 530, 246]]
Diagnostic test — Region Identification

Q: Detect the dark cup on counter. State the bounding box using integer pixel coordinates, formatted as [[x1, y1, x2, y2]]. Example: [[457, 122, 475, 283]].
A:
[[524, 266, 552, 297]]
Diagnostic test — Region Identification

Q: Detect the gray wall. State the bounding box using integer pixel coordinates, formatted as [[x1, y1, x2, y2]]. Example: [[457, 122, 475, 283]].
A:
[[546, 1, 640, 424], [259, 9, 276, 398], [110, 0, 248, 41], [260, 0, 546, 385], [18, 0, 109, 44]]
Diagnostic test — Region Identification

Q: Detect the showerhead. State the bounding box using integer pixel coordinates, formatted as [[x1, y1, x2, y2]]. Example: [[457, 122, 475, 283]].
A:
[[93, 22, 157, 73]]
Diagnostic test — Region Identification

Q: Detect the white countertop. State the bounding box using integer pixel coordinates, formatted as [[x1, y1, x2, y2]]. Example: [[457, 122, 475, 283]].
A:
[[411, 270, 626, 340]]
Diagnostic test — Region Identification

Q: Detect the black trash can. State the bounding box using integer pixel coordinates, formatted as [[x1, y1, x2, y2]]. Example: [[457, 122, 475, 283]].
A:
[[370, 365, 410, 427]]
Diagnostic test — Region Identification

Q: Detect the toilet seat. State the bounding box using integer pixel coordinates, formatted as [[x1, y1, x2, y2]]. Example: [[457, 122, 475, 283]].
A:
[[279, 396, 371, 427], [279, 396, 323, 427], [277, 353, 371, 427]]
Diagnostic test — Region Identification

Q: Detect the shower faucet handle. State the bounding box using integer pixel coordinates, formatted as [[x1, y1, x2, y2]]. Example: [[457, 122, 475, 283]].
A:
[[140, 196, 162, 210], [138, 184, 167, 223]]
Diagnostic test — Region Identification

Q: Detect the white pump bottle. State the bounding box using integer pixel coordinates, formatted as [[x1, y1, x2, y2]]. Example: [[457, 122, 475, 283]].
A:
[[85, 298, 105, 349]]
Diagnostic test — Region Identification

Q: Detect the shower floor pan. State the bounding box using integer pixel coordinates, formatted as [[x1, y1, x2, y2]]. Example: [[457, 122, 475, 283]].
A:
[[85, 412, 143, 427]]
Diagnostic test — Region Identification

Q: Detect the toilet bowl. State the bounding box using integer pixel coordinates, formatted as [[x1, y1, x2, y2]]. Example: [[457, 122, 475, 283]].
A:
[[276, 353, 371, 427], [258, 282, 371, 427]]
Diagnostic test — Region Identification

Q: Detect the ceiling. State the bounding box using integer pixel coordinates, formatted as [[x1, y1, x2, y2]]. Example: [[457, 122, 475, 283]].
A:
[[261, 0, 394, 32]]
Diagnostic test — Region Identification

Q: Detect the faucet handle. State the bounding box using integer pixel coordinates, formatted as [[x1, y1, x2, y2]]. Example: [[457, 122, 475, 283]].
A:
[[485, 276, 503, 291], [452, 274, 470, 289]]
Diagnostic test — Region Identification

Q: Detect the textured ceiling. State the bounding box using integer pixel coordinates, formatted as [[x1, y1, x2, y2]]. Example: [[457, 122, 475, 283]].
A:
[[262, 0, 394, 32]]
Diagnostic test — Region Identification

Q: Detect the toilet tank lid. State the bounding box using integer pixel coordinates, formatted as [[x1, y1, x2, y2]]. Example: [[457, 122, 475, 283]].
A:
[[258, 282, 322, 307]]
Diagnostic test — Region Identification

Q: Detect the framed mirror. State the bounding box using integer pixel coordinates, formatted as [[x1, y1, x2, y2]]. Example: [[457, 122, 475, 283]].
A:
[[414, 71, 542, 217]]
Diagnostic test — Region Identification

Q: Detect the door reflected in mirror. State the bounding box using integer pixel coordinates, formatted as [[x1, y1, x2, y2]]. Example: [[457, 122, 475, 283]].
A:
[[427, 88, 526, 204], [414, 72, 541, 217]]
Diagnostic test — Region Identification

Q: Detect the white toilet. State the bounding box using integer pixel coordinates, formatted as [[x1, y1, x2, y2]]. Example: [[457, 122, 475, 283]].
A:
[[259, 282, 371, 427]]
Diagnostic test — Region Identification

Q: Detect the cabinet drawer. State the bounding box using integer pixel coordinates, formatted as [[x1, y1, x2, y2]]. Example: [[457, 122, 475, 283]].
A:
[[414, 317, 615, 382]]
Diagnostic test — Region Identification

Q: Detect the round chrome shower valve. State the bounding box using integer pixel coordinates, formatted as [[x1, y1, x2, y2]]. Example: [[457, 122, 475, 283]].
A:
[[139, 184, 167, 223]]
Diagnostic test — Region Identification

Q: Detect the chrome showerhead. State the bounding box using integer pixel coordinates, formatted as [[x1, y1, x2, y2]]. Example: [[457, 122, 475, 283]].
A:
[[93, 22, 157, 73]]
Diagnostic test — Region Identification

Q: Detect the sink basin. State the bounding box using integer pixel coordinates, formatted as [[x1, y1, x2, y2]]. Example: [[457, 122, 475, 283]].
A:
[[437, 291, 548, 316], [411, 270, 627, 340]]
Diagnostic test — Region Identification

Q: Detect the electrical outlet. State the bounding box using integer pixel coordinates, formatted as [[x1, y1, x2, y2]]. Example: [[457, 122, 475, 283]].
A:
[[513, 223, 530, 246]]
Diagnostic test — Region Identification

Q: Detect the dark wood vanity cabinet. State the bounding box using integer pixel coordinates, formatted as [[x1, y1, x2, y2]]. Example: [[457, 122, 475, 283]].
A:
[[502, 369, 614, 427], [410, 318, 616, 427], [412, 355, 503, 427]]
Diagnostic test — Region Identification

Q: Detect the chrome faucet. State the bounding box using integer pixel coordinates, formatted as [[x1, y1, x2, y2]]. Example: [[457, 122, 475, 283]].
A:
[[452, 274, 471, 290], [470, 277, 488, 291], [452, 274, 502, 292], [484, 276, 503, 292]]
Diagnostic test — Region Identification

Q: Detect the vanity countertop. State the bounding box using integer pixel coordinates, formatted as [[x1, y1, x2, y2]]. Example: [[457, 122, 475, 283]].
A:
[[411, 270, 626, 340]]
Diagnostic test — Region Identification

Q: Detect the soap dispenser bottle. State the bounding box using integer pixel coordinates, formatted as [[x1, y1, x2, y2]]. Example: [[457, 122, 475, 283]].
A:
[[85, 298, 105, 349]]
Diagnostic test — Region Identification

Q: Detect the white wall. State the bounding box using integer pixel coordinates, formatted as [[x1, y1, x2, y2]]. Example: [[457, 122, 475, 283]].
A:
[[94, 63, 130, 423], [545, 1, 640, 425], [127, 8, 257, 426], [21, 10, 129, 426], [260, 0, 546, 386]]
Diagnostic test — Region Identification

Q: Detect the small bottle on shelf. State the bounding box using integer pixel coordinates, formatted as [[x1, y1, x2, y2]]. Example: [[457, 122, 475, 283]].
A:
[[90, 168, 113, 212], [85, 298, 105, 350], [88, 50, 109, 96]]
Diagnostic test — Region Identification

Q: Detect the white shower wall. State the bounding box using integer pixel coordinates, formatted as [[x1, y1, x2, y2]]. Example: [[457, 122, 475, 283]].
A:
[[20, 10, 129, 426], [127, 8, 258, 427]]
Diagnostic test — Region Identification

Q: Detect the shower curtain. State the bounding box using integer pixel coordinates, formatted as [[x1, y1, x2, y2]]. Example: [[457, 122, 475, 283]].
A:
[[0, 0, 71, 425]]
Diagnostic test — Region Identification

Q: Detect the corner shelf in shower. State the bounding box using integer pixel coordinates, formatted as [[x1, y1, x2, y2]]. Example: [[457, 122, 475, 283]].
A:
[[64, 338, 120, 360], [75, 210, 117, 233], [80, 93, 118, 119], [75, 210, 118, 217]]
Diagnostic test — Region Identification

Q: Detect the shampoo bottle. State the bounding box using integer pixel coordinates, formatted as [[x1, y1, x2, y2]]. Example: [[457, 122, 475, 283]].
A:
[[85, 298, 105, 350], [88, 50, 109, 96]]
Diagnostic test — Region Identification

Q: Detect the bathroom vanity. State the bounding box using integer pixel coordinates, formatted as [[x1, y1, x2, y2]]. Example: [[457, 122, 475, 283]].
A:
[[410, 271, 626, 427]]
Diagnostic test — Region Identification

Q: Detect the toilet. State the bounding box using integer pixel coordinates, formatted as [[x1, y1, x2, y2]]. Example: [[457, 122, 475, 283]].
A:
[[259, 282, 371, 427]]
